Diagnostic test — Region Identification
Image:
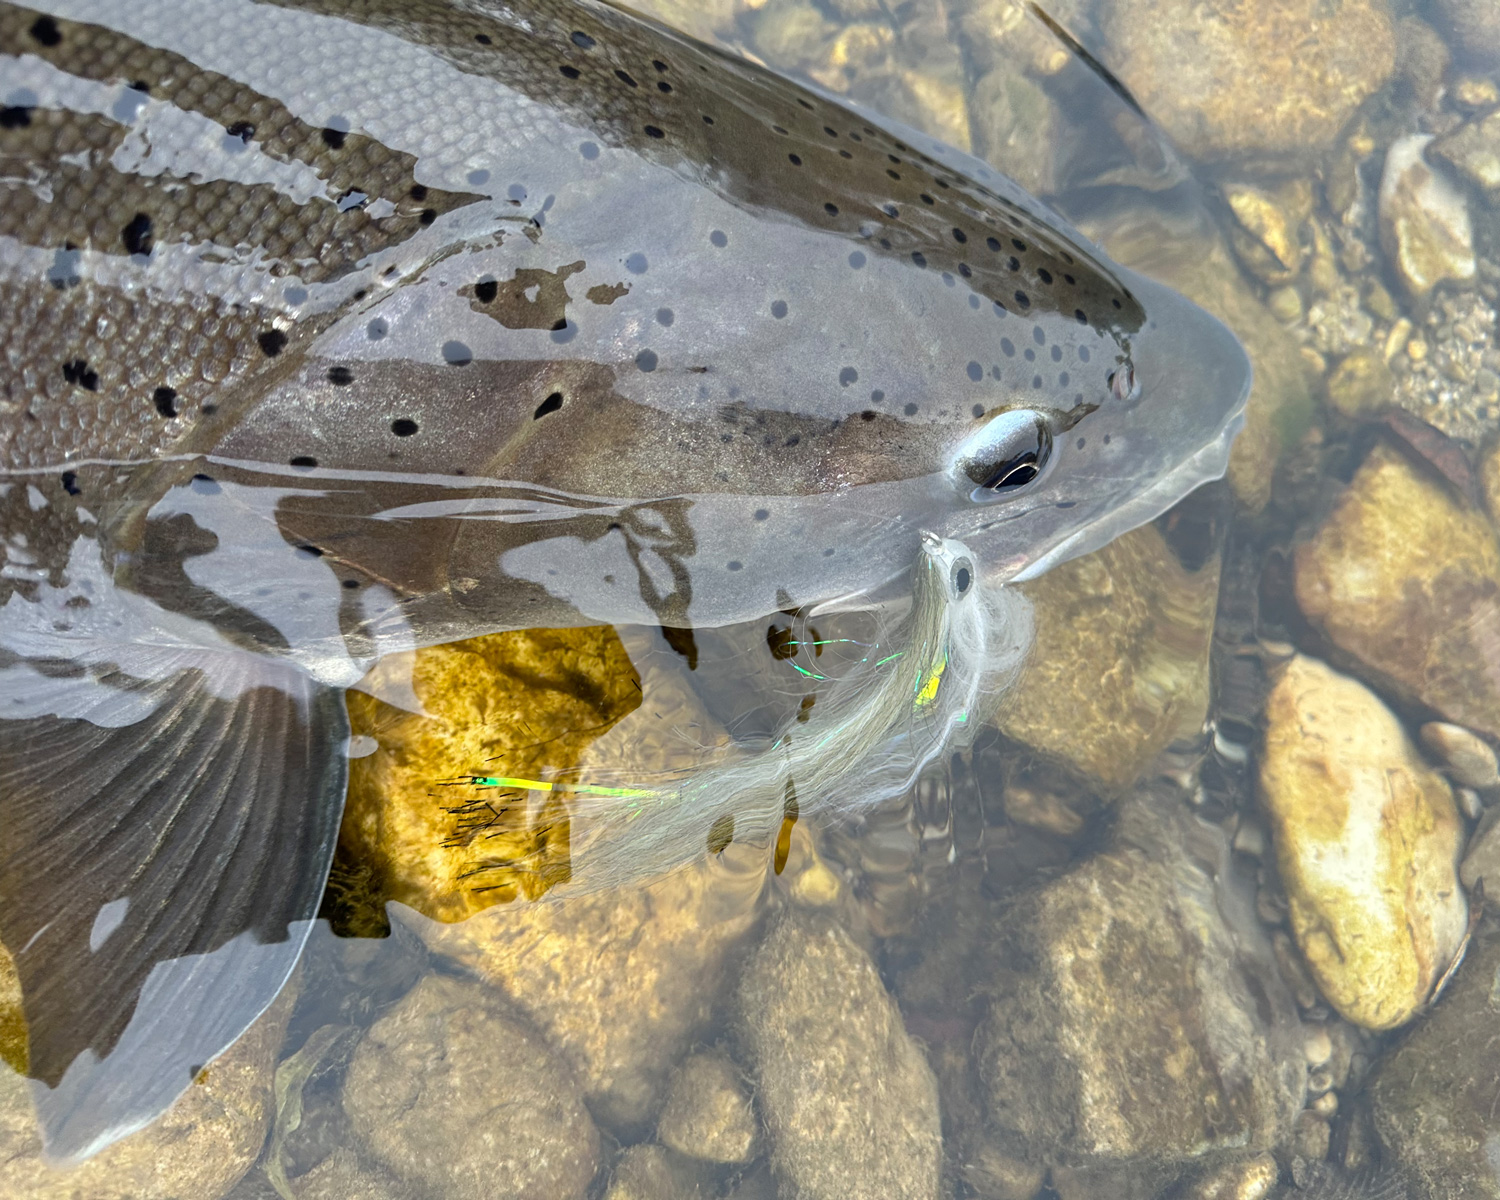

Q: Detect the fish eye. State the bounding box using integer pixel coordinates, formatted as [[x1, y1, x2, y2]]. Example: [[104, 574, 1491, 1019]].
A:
[[955, 409, 1052, 502], [950, 557, 974, 597]]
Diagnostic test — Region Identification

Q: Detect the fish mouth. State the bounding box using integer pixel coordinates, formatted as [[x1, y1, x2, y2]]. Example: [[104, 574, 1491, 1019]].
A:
[[957, 265, 1251, 582]]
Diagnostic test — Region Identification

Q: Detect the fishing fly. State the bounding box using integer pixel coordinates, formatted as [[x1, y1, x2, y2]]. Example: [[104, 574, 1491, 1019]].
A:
[[447, 532, 1033, 892]]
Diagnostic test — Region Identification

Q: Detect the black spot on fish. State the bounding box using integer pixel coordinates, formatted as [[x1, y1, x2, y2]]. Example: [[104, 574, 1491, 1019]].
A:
[[559, 64, 580, 79], [296, 544, 323, 557], [636, 349, 658, 372], [1032, 375, 1043, 388], [61, 359, 98, 391], [320, 126, 347, 149], [710, 230, 728, 247], [920, 193, 934, 205], [1038, 268, 1053, 284], [823, 202, 839, 216], [391, 418, 418, 437], [967, 362, 982, 382], [367, 318, 388, 340], [860, 409, 877, 421], [419, 208, 437, 225], [570, 30, 595, 48], [986, 236, 1002, 252], [580, 141, 599, 159], [152, 386, 178, 417], [972, 403, 985, 417], [839, 367, 858, 386], [1075, 309, 1088, 324], [474, 279, 498, 303], [60, 470, 79, 495], [952, 227, 967, 243], [707, 815, 735, 855], [904, 402, 919, 415], [475, 32, 492, 43], [121, 212, 153, 257], [1012, 238, 1027, 251], [225, 120, 254, 142], [615, 68, 638, 86], [797, 98, 814, 110], [290, 455, 317, 468], [788, 153, 802, 166], [658, 81, 672, 93], [626, 252, 648, 274], [29, 15, 61, 45], [442, 340, 472, 366], [534, 392, 563, 418], [654, 59, 670, 70], [0, 107, 33, 128], [1015, 291, 1031, 308], [1034, 326, 1046, 345], [327, 366, 354, 386], [702, 114, 714, 125], [644, 125, 664, 138], [656, 308, 674, 326], [882, 203, 898, 217], [911, 251, 927, 268], [871, 389, 885, 402], [342, 578, 361, 589], [727, 561, 743, 571], [887, 169, 901, 180], [771, 300, 788, 318], [258, 329, 288, 357], [1051, 345, 1062, 362], [1001, 338, 1015, 356]]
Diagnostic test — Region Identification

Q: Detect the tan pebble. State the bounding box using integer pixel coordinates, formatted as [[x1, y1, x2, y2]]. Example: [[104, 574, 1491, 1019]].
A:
[[1303, 1023, 1333, 1066], [1458, 787, 1486, 821], [1308, 1064, 1334, 1094], [1325, 347, 1394, 418], [1420, 721, 1500, 789], [1379, 134, 1476, 298], [1232, 819, 1268, 859], [1310, 1089, 1339, 1117], [1453, 75, 1500, 111], [1384, 317, 1413, 361], [1408, 336, 1429, 361], [1186, 1152, 1279, 1200], [1293, 1110, 1332, 1161], [1267, 285, 1304, 322], [1363, 279, 1398, 321], [1004, 785, 1085, 837]]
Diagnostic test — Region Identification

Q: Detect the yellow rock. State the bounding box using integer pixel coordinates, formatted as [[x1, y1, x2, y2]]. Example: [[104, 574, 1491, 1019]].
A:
[[343, 626, 643, 920], [1224, 180, 1311, 286], [994, 521, 1219, 791], [898, 68, 972, 154], [1260, 655, 1467, 1030], [1296, 443, 1500, 741], [1324, 347, 1394, 419], [0, 944, 293, 1200]]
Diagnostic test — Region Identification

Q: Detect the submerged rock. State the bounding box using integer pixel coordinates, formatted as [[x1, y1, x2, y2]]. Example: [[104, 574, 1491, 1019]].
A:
[[1325, 348, 1395, 420], [276, 1148, 415, 1200], [1295, 443, 1500, 742], [656, 1050, 758, 1165], [739, 910, 942, 1200], [343, 626, 644, 919], [1432, 110, 1500, 197], [995, 521, 1220, 791], [403, 855, 760, 1137], [342, 973, 599, 1200], [1371, 925, 1500, 1199], [1432, 0, 1500, 64], [0, 946, 291, 1200], [604, 1143, 707, 1200], [972, 798, 1305, 1185], [1378, 135, 1476, 299], [1260, 656, 1468, 1030], [1099, 0, 1394, 162]]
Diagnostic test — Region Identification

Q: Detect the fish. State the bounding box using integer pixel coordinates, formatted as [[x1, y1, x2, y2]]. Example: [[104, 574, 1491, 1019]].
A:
[[0, 0, 1250, 1163]]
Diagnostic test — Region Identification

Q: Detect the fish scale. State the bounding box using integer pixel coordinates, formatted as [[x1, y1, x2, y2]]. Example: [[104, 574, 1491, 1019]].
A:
[[0, 0, 1249, 1164]]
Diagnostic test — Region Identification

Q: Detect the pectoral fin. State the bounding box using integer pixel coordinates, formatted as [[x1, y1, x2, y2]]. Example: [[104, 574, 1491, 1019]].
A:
[[0, 663, 347, 1163]]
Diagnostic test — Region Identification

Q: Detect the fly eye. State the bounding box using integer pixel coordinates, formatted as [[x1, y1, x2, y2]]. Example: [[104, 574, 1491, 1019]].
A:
[[951, 558, 973, 597], [956, 409, 1052, 500]]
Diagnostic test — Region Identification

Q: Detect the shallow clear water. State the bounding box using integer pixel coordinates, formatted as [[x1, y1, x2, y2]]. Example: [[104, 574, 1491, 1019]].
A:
[[4, 0, 1500, 1197]]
